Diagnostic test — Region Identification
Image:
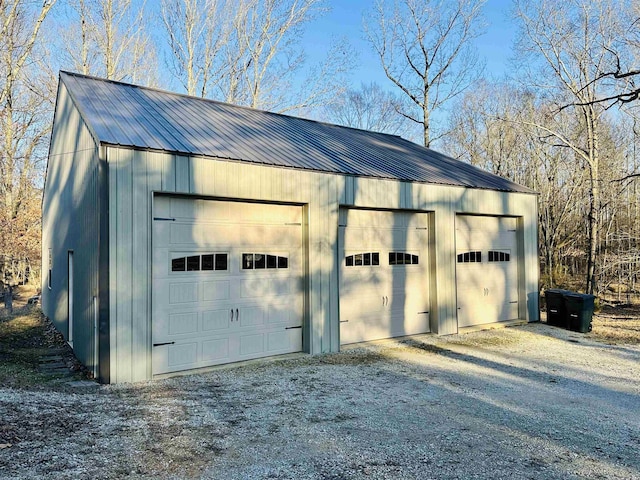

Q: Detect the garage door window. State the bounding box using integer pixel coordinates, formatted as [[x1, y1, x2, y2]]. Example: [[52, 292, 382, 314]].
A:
[[172, 253, 228, 272], [457, 251, 482, 263], [243, 253, 288, 269], [389, 252, 419, 265], [488, 250, 510, 262], [345, 252, 380, 267]]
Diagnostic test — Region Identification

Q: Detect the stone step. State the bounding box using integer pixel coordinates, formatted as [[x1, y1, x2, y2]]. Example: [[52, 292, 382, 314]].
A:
[[39, 362, 68, 371], [43, 348, 69, 355], [39, 367, 73, 377], [39, 355, 64, 363]]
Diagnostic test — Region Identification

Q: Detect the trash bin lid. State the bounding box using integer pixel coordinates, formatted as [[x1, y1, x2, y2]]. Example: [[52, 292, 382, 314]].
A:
[[564, 293, 596, 300]]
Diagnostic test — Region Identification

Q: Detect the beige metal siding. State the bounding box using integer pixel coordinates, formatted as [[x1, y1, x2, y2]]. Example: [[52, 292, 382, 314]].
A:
[[42, 82, 101, 372], [106, 146, 539, 382]]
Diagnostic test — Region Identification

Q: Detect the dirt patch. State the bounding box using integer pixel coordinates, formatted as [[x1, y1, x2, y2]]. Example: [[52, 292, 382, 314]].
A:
[[591, 304, 640, 344]]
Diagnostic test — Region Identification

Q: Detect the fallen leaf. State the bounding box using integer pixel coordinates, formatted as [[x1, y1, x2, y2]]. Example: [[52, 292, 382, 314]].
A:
[[0, 444, 12, 449]]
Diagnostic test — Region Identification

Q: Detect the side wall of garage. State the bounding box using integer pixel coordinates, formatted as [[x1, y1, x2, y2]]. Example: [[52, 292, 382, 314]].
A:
[[106, 146, 539, 382], [42, 82, 102, 375]]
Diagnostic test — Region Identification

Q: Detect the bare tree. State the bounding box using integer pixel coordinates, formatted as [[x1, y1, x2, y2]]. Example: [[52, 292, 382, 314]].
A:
[[323, 82, 418, 139], [160, 0, 350, 113], [161, 0, 233, 97], [56, 0, 157, 85], [446, 84, 588, 288], [0, 0, 57, 311], [364, 0, 485, 147], [564, 1, 640, 109], [514, 0, 623, 294]]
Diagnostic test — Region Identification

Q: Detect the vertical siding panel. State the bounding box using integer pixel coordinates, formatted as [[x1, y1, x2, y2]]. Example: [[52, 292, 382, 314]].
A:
[[307, 173, 322, 355], [107, 148, 118, 380], [147, 151, 163, 193], [272, 167, 283, 200], [226, 162, 240, 198], [524, 195, 540, 322], [431, 187, 458, 334], [214, 161, 227, 197], [285, 169, 296, 203], [188, 156, 197, 194], [199, 157, 216, 194], [175, 155, 190, 193], [131, 150, 150, 381], [327, 174, 340, 352], [115, 148, 134, 382], [161, 153, 176, 192], [146, 152, 164, 379]]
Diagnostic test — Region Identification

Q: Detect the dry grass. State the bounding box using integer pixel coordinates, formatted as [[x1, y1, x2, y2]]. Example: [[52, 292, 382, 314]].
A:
[[0, 306, 87, 387], [0, 307, 54, 387], [590, 304, 640, 344]]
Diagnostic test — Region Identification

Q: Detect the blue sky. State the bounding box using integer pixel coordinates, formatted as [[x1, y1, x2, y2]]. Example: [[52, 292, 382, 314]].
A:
[[302, 0, 518, 90]]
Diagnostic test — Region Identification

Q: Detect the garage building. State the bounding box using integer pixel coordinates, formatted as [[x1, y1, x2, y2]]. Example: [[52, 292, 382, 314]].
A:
[[42, 72, 539, 383]]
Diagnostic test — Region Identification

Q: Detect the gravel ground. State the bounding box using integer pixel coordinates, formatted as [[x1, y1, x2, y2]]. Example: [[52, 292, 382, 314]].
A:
[[1, 321, 639, 479]]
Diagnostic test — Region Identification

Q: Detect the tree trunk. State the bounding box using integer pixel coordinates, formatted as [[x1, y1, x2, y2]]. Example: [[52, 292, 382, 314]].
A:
[[423, 101, 430, 148], [3, 284, 13, 313], [585, 109, 599, 295]]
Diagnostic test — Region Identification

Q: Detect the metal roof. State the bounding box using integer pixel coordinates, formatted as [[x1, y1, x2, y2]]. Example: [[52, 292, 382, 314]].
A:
[[60, 71, 534, 194]]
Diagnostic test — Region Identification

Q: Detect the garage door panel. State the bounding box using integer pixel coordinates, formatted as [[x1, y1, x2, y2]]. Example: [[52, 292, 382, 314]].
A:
[[154, 196, 172, 218], [169, 283, 199, 304], [169, 197, 201, 219], [240, 277, 294, 298], [387, 311, 429, 337], [240, 306, 265, 326], [267, 301, 300, 324], [240, 333, 264, 355], [168, 312, 199, 335], [167, 342, 198, 367], [339, 211, 431, 345], [153, 224, 171, 247], [202, 281, 231, 301], [171, 223, 233, 246], [456, 215, 519, 328], [267, 330, 295, 351], [202, 309, 231, 331], [153, 197, 303, 375], [202, 338, 230, 361], [198, 201, 231, 221]]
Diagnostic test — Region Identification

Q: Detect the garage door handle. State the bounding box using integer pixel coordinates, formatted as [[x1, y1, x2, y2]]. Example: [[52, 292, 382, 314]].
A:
[[153, 342, 175, 347], [285, 326, 302, 330], [230, 309, 234, 322], [236, 308, 239, 322]]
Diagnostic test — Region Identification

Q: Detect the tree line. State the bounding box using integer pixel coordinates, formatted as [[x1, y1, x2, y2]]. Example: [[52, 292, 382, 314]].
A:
[[1, 0, 639, 308]]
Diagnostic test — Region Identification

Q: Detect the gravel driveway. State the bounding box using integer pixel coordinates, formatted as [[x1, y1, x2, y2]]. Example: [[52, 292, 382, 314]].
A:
[[1, 322, 639, 479]]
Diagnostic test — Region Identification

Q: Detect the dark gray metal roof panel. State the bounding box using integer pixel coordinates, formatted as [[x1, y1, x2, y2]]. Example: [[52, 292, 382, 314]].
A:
[[59, 71, 534, 194]]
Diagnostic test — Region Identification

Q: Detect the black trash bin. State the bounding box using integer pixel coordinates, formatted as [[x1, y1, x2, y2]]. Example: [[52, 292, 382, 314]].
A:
[[545, 289, 571, 328], [565, 293, 596, 333]]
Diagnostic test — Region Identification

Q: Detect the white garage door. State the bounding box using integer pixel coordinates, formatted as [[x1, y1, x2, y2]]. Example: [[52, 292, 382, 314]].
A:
[[455, 215, 519, 328], [152, 196, 303, 375], [339, 209, 430, 344]]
